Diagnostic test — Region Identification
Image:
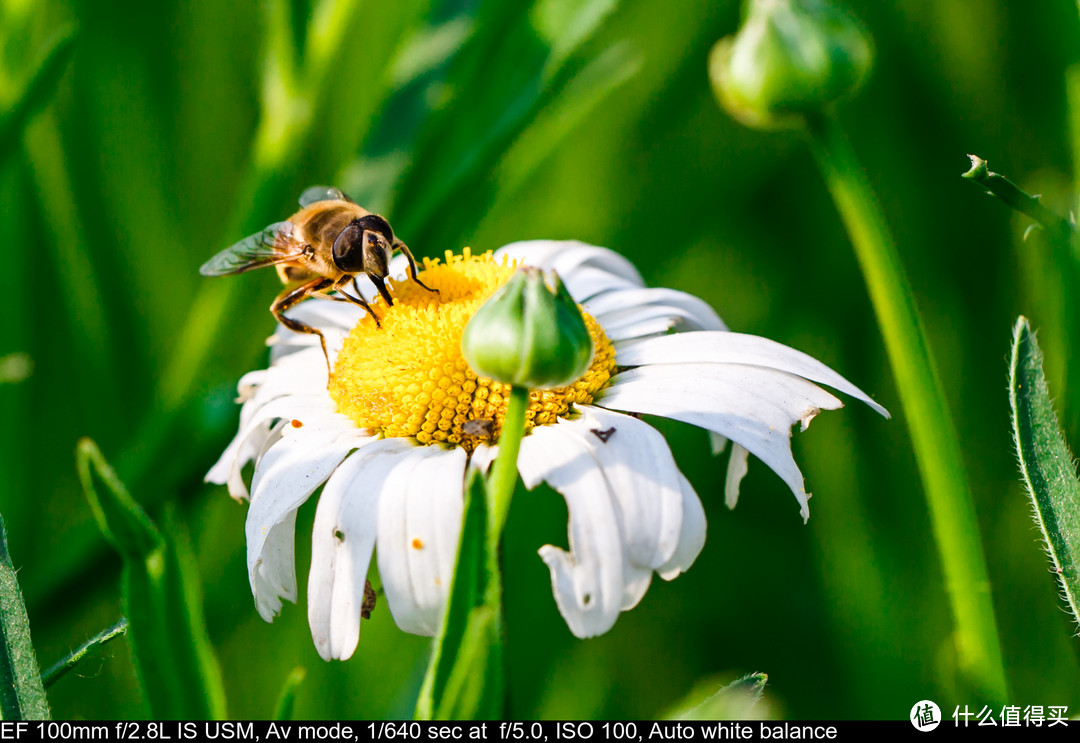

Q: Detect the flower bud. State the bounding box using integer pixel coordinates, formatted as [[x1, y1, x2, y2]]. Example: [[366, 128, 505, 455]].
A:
[[462, 267, 594, 389], [709, 0, 872, 130]]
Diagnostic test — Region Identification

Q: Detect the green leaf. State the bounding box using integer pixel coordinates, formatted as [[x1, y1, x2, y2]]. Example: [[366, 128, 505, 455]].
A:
[[77, 439, 162, 559], [41, 619, 128, 689], [272, 667, 306, 720], [415, 468, 504, 720], [662, 673, 770, 721], [435, 606, 502, 720], [492, 42, 642, 199], [0, 515, 50, 720], [0, 27, 77, 169], [1009, 317, 1080, 629], [373, 0, 630, 247], [76, 440, 227, 719]]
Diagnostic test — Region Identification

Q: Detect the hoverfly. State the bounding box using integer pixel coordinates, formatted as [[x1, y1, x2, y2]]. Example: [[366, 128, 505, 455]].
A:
[[199, 186, 436, 366]]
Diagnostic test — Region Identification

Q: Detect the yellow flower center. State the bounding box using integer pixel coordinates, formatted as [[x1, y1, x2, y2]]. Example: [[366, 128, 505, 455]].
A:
[[328, 249, 617, 450]]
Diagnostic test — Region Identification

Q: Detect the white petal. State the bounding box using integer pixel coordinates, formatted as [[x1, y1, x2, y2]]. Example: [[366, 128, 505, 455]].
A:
[[246, 421, 369, 620], [494, 240, 644, 289], [560, 268, 639, 303], [598, 305, 722, 336], [725, 443, 750, 510], [226, 417, 283, 500], [377, 446, 468, 637], [658, 472, 706, 580], [599, 306, 722, 342], [614, 332, 889, 418], [585, 287, 727, 332], [572, 406, 685, 570], [603, 316, 684, 342], [280, 298, 363, 333], [270, 326, 349, 366], [250, 511, 297, 622], [493, 240, 569, 269], [208, 394, 339, 499], [518, 424, 628, 637], [468, 443, 498, 474], [307, 438, 416, 661], [235, 369, 266, 402], [245, 348, 329, 410], [206, 374, 302, 491], [598, 363, 844, 521]]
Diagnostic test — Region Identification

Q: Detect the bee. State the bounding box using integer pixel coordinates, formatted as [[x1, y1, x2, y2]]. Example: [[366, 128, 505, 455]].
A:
[[199, 186, 436, 365]]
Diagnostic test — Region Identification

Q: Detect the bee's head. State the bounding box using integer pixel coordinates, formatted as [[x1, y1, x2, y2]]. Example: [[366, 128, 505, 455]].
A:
[[332, 215, 395, 276]]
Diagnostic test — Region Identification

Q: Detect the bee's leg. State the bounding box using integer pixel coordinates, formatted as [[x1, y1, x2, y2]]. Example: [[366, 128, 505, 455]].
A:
[[330, 276, 382, 328], [368, 275, 394, 308], [271, 277, 334, 371], [393, 240, 439, 294]]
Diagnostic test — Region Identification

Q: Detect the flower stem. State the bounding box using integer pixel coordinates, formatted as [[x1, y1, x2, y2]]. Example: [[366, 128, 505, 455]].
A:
[[487, 386, 531, 538], [805, 112, 1009, 703], [417, 386, 529, 718]]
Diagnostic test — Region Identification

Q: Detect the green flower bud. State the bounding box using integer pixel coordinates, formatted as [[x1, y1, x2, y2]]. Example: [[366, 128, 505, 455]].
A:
[[462, 267, 594, 389], [709, 0, 872, 130]]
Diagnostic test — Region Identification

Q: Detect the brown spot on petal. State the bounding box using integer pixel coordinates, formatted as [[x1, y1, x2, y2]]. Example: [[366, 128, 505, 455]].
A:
[[412, 538, 424, 550], [291, 419, 304, 428]]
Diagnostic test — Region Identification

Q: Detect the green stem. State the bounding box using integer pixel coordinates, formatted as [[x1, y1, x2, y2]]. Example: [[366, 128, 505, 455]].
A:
[[961, 155, 1073, 245], [962, 154, 1080, 420], [806, 113, 1008, 703], [487, 386, 530, 539], [41, 618, 128, 689]]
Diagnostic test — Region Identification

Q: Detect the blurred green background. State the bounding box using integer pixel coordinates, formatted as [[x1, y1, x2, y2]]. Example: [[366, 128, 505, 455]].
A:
[[3, 0, 1080, 721]]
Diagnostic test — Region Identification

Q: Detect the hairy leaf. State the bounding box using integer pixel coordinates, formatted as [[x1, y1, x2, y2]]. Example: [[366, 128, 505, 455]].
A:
[[1009, 317, 1080, 629], [0, 516, 50, 720]]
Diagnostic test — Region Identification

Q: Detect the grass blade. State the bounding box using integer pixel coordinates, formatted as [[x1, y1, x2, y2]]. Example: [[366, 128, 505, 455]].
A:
[[0, 27, 77, 168], [0, 515, 50, 720], [806, 113, 1008, 702], [1009, 317, 1080, 628], [272, 667, 306, 720], [384, 0, 630, 246], [77, 440, 227, 719], [41, 619, 128, 689], [77, 439, 162, 560]]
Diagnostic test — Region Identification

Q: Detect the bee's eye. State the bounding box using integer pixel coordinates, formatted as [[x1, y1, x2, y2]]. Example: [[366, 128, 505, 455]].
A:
[[331, 224, 365, 273], [355, 214, 394, 243]]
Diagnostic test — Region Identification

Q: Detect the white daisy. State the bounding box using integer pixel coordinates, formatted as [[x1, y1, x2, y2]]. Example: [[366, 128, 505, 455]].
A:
[[206, 240, 888, 659]]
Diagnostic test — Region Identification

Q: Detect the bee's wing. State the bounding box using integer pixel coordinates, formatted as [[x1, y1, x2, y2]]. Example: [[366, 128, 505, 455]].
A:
[[298, 185, 356, 207], [199, 221, 303, 276]]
